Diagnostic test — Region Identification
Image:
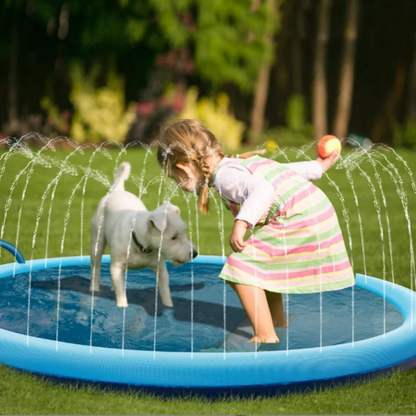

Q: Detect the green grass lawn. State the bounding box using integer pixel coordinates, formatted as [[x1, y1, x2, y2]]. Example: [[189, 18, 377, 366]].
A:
[[0, 143, 416, 415]]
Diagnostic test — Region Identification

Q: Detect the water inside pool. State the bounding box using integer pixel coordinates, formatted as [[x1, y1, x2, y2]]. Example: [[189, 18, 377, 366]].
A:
[[0, 263, 403, 352]]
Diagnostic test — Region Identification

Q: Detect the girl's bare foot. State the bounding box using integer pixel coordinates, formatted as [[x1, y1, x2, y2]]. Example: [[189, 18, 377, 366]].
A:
[[273, 319, 289, 328], [248, 335, 280, 343]]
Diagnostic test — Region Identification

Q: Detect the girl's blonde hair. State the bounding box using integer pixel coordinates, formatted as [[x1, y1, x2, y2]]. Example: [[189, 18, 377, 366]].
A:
[[156, 119, 265, 215]]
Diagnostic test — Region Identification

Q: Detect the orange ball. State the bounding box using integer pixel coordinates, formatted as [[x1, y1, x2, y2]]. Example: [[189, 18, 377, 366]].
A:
[[317, 135, 341, 158]]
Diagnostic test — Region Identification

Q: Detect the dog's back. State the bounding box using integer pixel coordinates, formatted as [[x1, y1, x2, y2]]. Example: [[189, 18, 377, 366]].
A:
[[90, 162, 144, 291], [106, 162, 146, 213]]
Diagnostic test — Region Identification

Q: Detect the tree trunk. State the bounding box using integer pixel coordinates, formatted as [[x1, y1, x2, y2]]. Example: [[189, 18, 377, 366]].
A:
[[407, 39, 416, 123], [250, 64, 273, 139], [8, 17, 19, 131], [291, 0, 306, 96], [312, 0, 331, 140], [333, 0, 360, 140], [371, 63, 406, 143], [249, 0, 277, 142]]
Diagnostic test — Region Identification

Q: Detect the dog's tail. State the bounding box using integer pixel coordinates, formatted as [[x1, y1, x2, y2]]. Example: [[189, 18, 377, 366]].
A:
[[111, 162, 131, 192]]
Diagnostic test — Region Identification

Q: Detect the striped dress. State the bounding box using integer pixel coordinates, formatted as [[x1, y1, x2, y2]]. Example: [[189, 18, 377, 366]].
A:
[[212, 156, 354, 294]]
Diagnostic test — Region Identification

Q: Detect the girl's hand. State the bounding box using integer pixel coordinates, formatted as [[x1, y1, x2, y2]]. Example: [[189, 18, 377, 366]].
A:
[[316, 150, 340, 173], [230, 220, 249, 252]]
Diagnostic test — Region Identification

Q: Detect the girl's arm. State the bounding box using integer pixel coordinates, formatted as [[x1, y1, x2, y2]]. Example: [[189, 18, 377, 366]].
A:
[[216, 165, 275, 252], [215, 165, 276, 229], [282, 160, 322, 181], [282, 151, 340, 180]]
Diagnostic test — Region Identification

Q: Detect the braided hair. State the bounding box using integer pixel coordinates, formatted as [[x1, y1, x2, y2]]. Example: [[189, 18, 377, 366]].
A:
[[157, 119, 265, 214]]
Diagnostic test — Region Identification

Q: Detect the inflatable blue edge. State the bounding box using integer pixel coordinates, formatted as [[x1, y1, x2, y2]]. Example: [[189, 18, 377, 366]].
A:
[[0, 255, 416, 393]]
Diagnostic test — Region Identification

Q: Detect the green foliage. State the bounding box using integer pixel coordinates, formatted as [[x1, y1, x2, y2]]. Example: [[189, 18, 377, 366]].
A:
[[286, 94, 308, 131], [259, 127, 313, 149], [150, 0, 279, 92], [148, 0, 192, 49], [69, 63, 135, 143], [126, 17, 147, 44], [80, 11, 147, 50], [2, 0, 58, 28], [31, 1, 60, 26], [41, 0, 153, 51], [393, 121, 416, 148], [3, 0, 25, 10], [1, 0, 152, 52], [0, 0, 282, 143], [195, 1, 276, 91], [178, 86, 245, 150], [40, 97, 70, 136]]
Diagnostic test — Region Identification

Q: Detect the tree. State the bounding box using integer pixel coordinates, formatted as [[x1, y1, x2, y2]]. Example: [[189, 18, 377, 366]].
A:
[[371, 63, 407, 143], [290, 0, 307, 97], [8, 10, 19, 133], [333, 0, 360, 140], [3, 0, 25, 133], [312, 0, 331, 140], [249, 0, 279, 141], [407, 37, 416, 124], [1, 0, 61, 134]]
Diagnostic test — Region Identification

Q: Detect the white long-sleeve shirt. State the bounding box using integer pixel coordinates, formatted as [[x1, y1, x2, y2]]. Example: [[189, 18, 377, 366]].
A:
[[213, 158, 322, 227]]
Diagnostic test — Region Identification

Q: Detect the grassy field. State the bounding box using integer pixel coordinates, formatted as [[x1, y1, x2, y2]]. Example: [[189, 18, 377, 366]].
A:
[[0, 142, 415, 415]]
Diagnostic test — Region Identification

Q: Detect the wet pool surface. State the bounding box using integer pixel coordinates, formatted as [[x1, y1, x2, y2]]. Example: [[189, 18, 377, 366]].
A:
[[0, 263, 403, 352]]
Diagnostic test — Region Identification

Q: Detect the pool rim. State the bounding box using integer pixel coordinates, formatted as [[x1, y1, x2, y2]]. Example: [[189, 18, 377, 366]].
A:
[[0, 254, 415, 390]]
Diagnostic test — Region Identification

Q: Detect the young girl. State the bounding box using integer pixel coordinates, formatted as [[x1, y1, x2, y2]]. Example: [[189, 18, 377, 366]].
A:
[[157, 119, 354, 344]]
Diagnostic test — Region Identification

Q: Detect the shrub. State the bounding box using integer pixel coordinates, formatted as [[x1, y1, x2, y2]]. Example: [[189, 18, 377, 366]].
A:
[[69, 63, 136, 143], [177, 86, 245, 150], [259, 127, 313, 149], [40, 97, 71, 136], [393, 121, 416, 148]]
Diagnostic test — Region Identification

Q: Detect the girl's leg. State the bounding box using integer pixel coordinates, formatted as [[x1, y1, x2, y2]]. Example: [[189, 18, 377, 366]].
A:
[[266, 291, 289, 327], [233, 283, 279, 343]]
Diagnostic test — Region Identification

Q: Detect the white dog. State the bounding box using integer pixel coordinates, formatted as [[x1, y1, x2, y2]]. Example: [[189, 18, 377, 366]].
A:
[[90, 162, 197, 308]]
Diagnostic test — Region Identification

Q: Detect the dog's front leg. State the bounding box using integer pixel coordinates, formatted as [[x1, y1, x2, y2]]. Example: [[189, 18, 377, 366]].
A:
[[110, 262, 128, 307], [154, 260, 173, 307]]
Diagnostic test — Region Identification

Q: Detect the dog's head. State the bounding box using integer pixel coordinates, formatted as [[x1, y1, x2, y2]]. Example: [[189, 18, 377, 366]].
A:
[[145, 201, 198, 265]]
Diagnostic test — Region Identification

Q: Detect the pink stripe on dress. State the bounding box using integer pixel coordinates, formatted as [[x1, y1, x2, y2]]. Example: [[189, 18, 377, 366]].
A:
[[245, 231, 345, 257], [225, 257, 352, 282]]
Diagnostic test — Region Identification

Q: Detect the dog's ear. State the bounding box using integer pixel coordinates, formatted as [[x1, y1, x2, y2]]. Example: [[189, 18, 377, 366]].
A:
[[162, 200, 180, 215], [148, 212, 167, 232]]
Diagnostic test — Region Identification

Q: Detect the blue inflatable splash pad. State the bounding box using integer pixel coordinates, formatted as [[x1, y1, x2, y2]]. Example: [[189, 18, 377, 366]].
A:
[[0, 254, 415, 396]]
